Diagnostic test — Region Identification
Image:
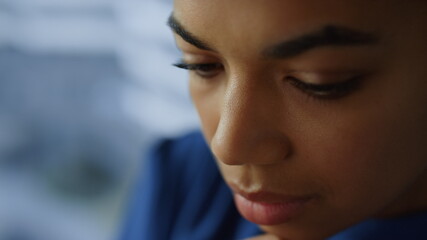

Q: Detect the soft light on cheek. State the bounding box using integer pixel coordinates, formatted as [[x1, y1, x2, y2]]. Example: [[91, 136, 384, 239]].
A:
[[189, 81, 221, 143]]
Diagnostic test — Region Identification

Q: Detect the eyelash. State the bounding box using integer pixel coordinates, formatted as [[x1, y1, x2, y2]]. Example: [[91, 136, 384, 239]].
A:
[[173, 62, 223, 79], [173, 61, 362, 100], [285, 75, 362, 100]]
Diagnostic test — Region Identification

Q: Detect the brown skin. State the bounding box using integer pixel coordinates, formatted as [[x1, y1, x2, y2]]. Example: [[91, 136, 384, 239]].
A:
[[246, 234, 282, 240], [172, 0, 427, 239]]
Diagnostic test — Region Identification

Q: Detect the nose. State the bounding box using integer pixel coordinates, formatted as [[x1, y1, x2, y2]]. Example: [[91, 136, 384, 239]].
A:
[[210, 73, 292, 166]]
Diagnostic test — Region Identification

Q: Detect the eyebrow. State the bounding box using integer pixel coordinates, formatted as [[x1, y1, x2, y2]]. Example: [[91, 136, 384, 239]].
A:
[[264, 26, 380, 58], [167, 14, 213, 51], [167, 14, 380, 58]]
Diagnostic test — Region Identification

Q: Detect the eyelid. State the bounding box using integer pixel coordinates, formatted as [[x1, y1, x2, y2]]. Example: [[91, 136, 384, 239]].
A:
[[173, 61, 222, 70], [286, 74, 364, 99], [288, 70, 361, 85], [173, 60, 224, 78]]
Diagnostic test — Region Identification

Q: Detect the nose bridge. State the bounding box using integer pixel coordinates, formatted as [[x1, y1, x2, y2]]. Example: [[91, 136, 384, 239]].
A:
[[224, 75, 262, 130], [210, 71, 290, 166], [222, 80, 260, 138]]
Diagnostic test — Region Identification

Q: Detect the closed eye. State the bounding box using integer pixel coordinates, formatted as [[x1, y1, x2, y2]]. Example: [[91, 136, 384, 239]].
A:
[[173, 62, 223, 78], [286, 75, 363, 100]]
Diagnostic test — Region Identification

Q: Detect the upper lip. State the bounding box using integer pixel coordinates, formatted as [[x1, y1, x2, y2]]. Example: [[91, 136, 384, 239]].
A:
[[228, 182, 315, 203]]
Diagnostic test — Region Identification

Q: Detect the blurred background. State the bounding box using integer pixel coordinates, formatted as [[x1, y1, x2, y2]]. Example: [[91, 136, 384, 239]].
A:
[[0, 0, 198, 239]]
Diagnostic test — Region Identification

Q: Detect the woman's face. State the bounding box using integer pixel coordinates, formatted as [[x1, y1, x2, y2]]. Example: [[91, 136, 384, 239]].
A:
[[171, 0, 427, 239]]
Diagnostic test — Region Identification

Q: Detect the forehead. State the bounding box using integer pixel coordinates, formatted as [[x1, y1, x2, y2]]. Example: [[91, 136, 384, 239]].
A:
[[173, 0, 395, 53]]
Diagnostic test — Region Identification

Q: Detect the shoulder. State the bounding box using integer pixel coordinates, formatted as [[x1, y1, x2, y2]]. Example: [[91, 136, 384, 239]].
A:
[[150, 131, 211, 163], [146, 131, 215, 183]]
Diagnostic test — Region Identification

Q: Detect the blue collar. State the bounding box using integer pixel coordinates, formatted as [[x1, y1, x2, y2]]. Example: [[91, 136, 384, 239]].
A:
[[329, 211, 427, 240]]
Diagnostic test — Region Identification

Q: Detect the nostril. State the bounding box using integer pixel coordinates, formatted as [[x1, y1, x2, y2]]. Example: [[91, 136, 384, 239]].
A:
[[210, 132, 247, 166]]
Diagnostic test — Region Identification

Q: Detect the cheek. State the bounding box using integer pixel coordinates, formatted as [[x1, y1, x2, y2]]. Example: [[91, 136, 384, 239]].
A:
[[189, 79, 221, 143], [306, 94, 427, 215]]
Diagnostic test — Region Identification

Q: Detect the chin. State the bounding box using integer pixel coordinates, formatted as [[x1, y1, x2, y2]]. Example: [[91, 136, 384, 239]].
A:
[[261, 226, 327, 240], [259, 218, 352, 240]]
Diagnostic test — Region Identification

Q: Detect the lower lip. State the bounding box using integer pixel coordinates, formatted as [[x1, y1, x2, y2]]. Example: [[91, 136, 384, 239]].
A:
[[234, 193, 312, 225]]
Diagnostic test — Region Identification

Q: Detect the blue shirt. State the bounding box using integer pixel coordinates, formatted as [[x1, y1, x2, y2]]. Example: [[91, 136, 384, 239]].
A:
[[120, 131, 427, 240]]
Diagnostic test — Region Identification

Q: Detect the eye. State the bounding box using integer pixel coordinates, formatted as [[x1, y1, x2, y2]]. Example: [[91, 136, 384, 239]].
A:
[[173, 61, 224, 79], [286, 75, 363, 100]]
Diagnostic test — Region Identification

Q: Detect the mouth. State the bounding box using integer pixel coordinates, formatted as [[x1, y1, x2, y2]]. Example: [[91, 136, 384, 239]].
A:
[[228, 183, 316, 225]]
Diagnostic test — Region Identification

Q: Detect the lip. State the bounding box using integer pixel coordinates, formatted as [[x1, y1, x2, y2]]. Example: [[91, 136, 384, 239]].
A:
[[229, 184, 315, 225]]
